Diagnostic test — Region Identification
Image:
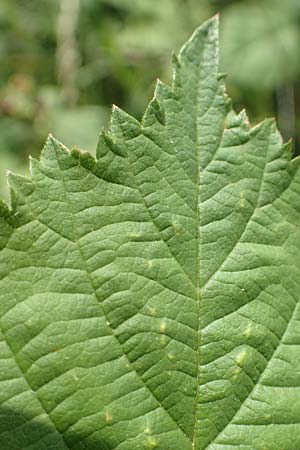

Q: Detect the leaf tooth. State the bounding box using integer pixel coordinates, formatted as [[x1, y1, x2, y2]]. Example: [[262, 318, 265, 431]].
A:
[[141, 77, 172, 129], [96, 131, 109, 159], [110, 104, 141, 140], [0, 197, 10, 219], [217, 72, 227, 81], [172, 51, 181, 69], [282, 140, 293, 162], [98, 130, 127, 158], [225, 97, 232, 114], [7, 171, 34, 198], [37, 134, 82, 180], [40, 133, 70, 161], [142, 97, 166, 128], [154, 78, 173, 101], [225, 107, 250, 130], [249, 117, 277, 138], [238, 108, 250, 124], [6, 171, 35, 221], [28, 155, 39, 176], [291, 152, 300, 168]]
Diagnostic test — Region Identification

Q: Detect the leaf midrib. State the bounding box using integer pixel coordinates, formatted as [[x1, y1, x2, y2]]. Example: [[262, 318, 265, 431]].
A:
[[191, 42, 202, 450]]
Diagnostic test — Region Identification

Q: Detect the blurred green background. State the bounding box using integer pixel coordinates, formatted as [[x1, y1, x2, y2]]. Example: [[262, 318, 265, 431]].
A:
[[1, 0, 300, 199]]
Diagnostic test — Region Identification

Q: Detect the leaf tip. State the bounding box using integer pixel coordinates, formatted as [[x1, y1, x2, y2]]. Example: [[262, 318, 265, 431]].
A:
[[178, 13, 220, 75]]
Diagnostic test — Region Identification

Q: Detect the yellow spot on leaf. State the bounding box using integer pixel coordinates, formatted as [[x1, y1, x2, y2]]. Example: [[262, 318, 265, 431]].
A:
[[128, 233, 141, 238], [147, 307, 156, 316], [160, 321, 166, 333], [105, 411, 113, 423], [171, 223, 181, 235], [243, 323, 252, 338], [236, 349, 247, 367], [239, 191, 245, 208], [147, 438, 158, 448], [233, 367, 241, 376]]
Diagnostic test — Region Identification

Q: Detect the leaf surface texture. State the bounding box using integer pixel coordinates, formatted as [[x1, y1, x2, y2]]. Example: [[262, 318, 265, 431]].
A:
[[1, 17, 300, 450]]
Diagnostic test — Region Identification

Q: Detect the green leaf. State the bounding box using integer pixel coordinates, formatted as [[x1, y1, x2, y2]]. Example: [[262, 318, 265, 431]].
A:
[[1, 16, 300, 450]]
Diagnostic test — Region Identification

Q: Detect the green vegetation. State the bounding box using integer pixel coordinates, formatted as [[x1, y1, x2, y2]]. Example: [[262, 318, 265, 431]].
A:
[[1, 0, 300, 198], [1, 14, 300, 450]]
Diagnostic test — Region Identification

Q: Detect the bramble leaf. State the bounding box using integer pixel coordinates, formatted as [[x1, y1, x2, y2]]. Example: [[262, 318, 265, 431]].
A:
[[1, 16, 300, 450]]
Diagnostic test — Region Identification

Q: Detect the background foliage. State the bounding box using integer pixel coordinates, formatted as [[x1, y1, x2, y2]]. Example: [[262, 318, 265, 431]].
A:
[[1, 0, 300, 198]]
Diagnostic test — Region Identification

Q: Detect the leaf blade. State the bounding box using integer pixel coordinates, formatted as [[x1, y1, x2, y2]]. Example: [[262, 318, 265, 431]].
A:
[[1, 15, 300, 450]]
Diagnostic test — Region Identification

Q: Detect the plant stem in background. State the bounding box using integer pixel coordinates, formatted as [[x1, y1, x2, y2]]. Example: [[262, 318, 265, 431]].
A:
[[56, 0, 81, 106], [276, 84, 296, 154]]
